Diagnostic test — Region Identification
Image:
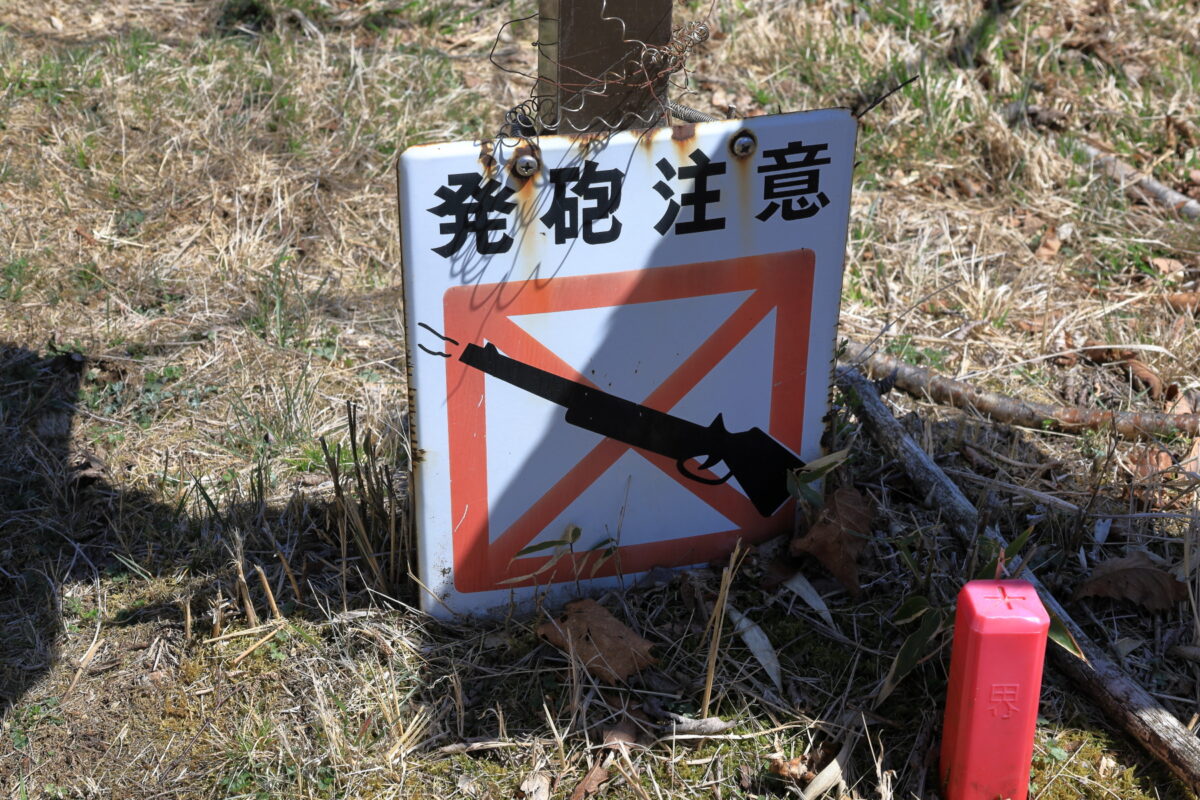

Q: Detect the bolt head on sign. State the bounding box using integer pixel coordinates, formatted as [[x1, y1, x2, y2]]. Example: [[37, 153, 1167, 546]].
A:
[[398, 109, 857, 616]]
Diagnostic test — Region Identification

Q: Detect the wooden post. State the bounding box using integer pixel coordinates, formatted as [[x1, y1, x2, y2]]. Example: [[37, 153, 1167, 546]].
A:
[[536, 0, 673, 134]]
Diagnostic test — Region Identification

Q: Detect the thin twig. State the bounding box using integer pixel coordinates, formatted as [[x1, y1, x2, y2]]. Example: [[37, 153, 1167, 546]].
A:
[[842, 341, 1200, 439], [1075, 140, 1200, 220], [230, 623, 285, 668]]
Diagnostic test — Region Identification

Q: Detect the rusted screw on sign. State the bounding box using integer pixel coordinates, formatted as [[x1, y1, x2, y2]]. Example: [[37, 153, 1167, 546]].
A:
[[730, 132, 756, 157], [514, 153, 539, 177]]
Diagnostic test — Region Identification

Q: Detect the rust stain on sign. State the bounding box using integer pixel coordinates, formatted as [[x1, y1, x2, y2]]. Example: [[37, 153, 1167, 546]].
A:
[[478, 139, 496, 178], [671, 122, 698, 161], [509, 143, 545, 281]]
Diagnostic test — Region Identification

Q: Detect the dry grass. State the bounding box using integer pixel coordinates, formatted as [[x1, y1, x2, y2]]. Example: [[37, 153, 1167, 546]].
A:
[[1, 0, 1199, 798]]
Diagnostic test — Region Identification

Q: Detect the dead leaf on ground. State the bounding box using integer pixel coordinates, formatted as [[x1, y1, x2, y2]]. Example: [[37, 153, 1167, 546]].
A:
[[1124, 358, 1165, 400], [1034, 226, 1062, 261], [1081, 341, 1165, 400], [601, 717, 640, 748], [726, 605, 783, 692], [1074, 551, 1188, 611], [537, 599, 657, 685], [1164, 393, 1200, 476], [1182, 436, 1200, 477], [1166, 292, 1200, 313], [790, 487, 875, 596], [517, 772, 552, 800], [1151, 257, 1186, 276], [1129, 445, 1174, 508], [569, 760, 610, 800], [769, 755, 815, 783]]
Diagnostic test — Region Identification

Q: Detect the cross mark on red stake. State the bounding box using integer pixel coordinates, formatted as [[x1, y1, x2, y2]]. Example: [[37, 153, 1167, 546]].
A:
[[984, 585, 1026, 609]]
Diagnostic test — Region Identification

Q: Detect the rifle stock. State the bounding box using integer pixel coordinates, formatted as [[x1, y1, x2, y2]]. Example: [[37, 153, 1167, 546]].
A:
[[706, 424, 804, 516]]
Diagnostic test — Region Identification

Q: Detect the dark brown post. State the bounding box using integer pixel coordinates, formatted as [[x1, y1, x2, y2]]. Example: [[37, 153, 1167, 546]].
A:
[[536, 0, 673, 134]]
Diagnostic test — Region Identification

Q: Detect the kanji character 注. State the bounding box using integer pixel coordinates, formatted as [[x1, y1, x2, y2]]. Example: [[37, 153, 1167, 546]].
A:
[[653, 149, 726, 236]]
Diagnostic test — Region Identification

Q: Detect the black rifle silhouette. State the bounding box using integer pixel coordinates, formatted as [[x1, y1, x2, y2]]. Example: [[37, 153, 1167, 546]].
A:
[[459, 342, 804, 516]]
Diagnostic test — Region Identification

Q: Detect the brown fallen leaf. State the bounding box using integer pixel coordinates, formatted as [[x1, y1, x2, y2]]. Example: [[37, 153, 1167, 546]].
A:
[[1034, 226, 1062, 261], [1074, 551, 1188, 611], [1151, 257, 1186, 276], [769, 755, 814, 783], [1129, 445, 1174, 508], [1124, 358, 1165, 401], [790, 487, 875, 596], [74, 225, 99, 246], [537, 599, 657, 685], [1082, 341, 1165, 400], [569, 760, 609, 800], [1166, 292, 1200, 313], [1165, 393, 1200, 481]]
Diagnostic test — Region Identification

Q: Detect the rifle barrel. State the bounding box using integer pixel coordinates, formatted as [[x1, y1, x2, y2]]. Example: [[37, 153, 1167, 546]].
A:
[[459, 342, 705, 458]]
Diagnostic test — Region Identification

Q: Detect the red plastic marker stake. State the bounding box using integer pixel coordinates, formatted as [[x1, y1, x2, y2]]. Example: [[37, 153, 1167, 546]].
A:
[[940, 580, 1049, 800]]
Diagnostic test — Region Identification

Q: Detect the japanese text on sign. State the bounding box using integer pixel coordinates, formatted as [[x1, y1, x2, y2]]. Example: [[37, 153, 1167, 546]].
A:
[[426, 140, 832, 257]]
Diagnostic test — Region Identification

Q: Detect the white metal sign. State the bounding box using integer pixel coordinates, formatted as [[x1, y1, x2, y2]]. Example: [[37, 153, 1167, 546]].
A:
[[399, 109, 857, 616]]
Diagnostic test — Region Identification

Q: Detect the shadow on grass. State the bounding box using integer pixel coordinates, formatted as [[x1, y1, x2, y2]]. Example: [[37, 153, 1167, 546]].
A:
[[0, 342, 411, 718]]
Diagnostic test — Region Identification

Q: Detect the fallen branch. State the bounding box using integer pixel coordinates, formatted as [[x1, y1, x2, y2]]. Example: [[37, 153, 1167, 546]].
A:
[[1075, 140, 1200, 221], [841, 341, 1200, 439], [835, 365, 1200, 792]]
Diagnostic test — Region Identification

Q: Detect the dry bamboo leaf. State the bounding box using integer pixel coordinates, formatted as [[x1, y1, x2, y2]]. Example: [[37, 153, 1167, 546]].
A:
[[1075, 551, 1188, 611], [781, 570, 837, 629], [790, 487, 874, 596], [726, 605, 782, 692], [537, 599, 656, 685], [569, 761, 609, 800]]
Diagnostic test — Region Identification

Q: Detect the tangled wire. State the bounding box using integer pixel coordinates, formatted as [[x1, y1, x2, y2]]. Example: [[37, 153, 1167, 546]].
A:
[[490, 2, 715, 148]]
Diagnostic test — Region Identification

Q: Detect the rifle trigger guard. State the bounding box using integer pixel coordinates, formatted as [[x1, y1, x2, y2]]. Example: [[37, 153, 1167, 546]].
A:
[[676, 456, 732, 486]]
